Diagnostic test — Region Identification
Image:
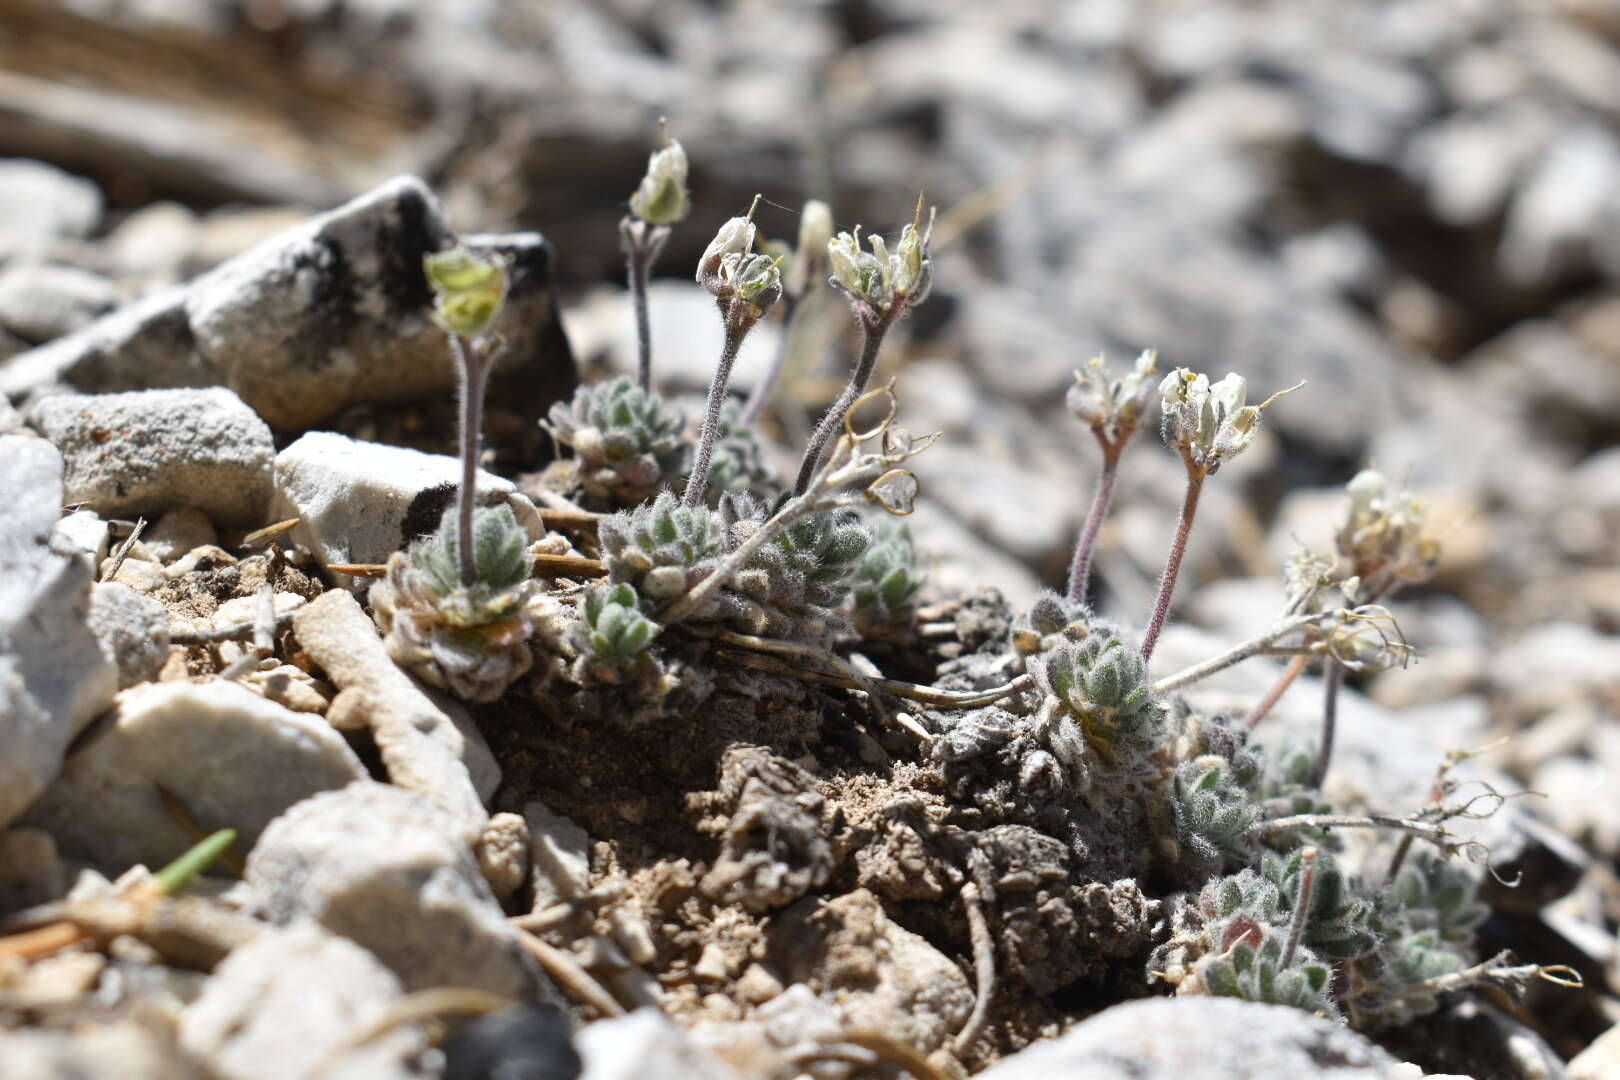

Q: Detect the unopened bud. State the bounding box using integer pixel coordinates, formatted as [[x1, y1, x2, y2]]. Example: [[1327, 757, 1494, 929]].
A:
[[628, 133, 689, 226], [424, 247, 509, 338]]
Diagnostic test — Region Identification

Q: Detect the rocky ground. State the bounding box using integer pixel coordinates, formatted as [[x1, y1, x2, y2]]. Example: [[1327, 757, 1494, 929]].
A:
[[2, 0, 1620, 1078]]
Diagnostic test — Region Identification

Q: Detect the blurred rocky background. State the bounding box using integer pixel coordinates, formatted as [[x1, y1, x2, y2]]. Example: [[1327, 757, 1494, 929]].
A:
[[3, 0, 1620, 1073]]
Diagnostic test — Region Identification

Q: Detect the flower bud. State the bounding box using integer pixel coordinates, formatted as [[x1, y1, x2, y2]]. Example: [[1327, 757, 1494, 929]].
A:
[[697, 204, 759, 288], [424, 247, 509, 338], [784, 199, 833, 298], [727, 252, 783, 311], [1334, 469, 1440, 600], [628, 135, 689, 226], [1068, 349, 1158, 447]]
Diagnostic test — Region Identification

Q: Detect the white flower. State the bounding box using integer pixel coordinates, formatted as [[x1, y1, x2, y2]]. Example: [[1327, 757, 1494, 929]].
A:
[[696, 214, 758, 287], [1160, 367, 1299, 472]]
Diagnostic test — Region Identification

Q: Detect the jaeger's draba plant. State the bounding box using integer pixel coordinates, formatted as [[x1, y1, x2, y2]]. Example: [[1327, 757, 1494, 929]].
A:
[[359, 144, 1575, 1055]]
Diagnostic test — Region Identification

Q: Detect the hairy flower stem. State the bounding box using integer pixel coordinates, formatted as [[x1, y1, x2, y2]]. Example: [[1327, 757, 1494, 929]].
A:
[[1310, 660, 1345, 789], [1281, 847, 1319, 968], [1140, 465, 1206, 663], [682, 318, 746, 507], [794, 306, 900, 495], [1243, 653, 1309, 731], [623, 225, 669, 392], [739, 294, 798, 428], [450, 334, 492, 587], [1066, 438, 1122, 606]]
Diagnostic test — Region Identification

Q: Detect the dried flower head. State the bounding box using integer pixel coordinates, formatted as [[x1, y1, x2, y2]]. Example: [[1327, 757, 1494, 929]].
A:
[[1336, 469, 1441, 602], [1159, 369, 1300, 474], [784, 199, 834, 299], [1069, 349, 1159, 448], [826, 204, 934, 319]]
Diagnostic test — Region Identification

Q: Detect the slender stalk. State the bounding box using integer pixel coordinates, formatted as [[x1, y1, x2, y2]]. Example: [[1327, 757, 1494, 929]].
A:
[[1242, 653, 1309, 730], [1152, 611, 1319, 694], [1250, 813, 1449, 848], [1066, 439, 1121, 606], [622, 224, 669, 393], [1139, 465, 1206, 662], [1281, 847, 1319, 968], [1310, 660, 1345, 789], [451, 334, 489, 587], [739, 294, 798, 428], [628, 238, 655, 392], [681, 319, 744, 506], [794, 307, 897, 495]]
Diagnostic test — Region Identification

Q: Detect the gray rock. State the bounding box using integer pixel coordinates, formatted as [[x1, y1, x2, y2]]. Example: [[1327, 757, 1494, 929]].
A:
[[142, 506, 218, 562], [55, 508, 109, 564], [0, 435, 117, 829], [772, 890, 973, 1055], [86, 582, 170, 688], [273, 431, 515, 584], [0, 160, 102, 265], [23, 680, 365, 871], [0, 263, 119, 343], [0, 827, 66, 915], [1500, 126, 1620, 285], [243, 781, 550, 999], [525, 801, 592, 910], [0, 178, 575, 435], [975, 997, 1408, 1079], [107, 201, 201, 283], [293, 590, 490, 842], [0, 1020, 197, 1080], [31, 387, 275, 527], [0, 283, 213, 400], [178, 921, 423, 1080], [578, 1009, 743, 1080]]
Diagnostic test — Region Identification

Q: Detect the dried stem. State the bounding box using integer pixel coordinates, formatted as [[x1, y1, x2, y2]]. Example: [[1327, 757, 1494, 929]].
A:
[[794, 306, 898, 495], [513, 930, 625, 1018], [1152, 611, 1321, 694], [1066, 438, 1121, 606], [953, 881, 996, 1058], [1281, 846, 1319, 968], [1140, 465, 1205, 663], [1250, 813, 1452, 850], [714, 647, 1033, 709], [739, 293, 798, 428], [101, 516, 147, 583], [682, 318, 745, 507], [1311, 660, 1345, 789], [1403, 951, 1584, 996], [171, 609, 297, 645], [1243, 653, 1309, 731]]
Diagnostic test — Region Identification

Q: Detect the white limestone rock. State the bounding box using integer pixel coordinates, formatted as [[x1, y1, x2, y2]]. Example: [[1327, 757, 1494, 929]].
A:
[[22, 679, 365, 870], [31, 387, 275, 527], [243, 781, 553, 1000], [0, 434, 117, 829]]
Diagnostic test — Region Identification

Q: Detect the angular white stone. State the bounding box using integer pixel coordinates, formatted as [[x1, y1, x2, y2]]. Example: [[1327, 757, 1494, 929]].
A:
[[32, 387, 275, 527], [0, 435, 116, 829], [23, 679, 365, 869], [179, 921, 422, 1080], [273, 431, 515, 586], [244, 781, 552, 1000]]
